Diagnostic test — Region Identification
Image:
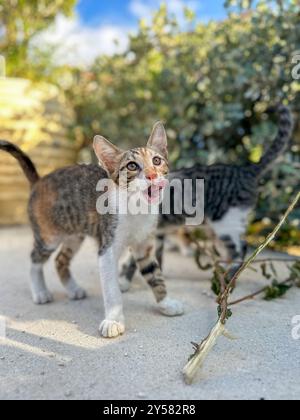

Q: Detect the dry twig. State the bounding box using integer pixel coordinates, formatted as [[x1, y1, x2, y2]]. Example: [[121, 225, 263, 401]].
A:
[[183, 191, 300, 385]]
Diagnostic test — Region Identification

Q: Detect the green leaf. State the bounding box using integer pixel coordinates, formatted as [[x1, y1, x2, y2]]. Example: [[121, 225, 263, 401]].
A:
[[217, 306, 233, 320], [226, 309, 233, 320], [212, 271, 222, 296], [264, 281, 292, 301]]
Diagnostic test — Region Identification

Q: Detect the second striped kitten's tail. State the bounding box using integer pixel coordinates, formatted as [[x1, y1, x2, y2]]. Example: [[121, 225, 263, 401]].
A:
[[0, 140, 40, 186], [251, 105, 293, 176]]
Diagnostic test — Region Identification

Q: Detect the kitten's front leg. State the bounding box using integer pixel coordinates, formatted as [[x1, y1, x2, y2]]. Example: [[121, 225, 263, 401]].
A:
[[133, 239, 184, 317], [98, 246, 125, 338]]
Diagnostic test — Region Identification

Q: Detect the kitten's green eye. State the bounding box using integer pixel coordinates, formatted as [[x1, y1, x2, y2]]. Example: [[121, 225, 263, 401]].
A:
[[153, 157, 162, 166], [127, 162, 139, 171]]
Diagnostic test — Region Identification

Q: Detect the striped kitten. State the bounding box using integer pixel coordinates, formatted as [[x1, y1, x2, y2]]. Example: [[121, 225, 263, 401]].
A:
[[0, 123, 184, 339], [120, 105, 294, 291]]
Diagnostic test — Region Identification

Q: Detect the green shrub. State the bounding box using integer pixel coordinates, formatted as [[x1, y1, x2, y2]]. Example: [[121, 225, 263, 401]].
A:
[[66, 1, 299, 247]]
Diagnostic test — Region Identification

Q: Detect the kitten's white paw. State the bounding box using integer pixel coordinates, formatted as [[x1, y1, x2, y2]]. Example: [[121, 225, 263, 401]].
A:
[[64, 278, 87, 300], [32, 290, 53, 305], [119, 276, 131, 293], [67, 286, 87, 301], [99, 320, 125, 338], [158, 297, 184, 317]]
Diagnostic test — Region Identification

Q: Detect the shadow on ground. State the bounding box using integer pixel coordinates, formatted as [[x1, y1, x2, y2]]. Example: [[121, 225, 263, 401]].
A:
[[0, 226, 299, 400]]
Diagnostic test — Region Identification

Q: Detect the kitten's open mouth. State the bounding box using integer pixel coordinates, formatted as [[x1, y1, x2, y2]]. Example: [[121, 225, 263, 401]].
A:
[[142, 180, 168, 204]]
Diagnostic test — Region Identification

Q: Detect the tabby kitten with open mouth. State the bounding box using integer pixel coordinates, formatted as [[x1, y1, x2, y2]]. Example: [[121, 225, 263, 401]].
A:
[[0, 123, 184, 338]]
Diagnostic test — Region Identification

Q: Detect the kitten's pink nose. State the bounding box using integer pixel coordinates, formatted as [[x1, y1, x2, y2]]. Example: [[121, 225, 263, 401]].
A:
[[146, 173, 157, 181]]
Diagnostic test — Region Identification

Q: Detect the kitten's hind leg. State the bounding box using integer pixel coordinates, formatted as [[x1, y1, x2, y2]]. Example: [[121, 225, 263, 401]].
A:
[[55, 235, 87, 300], [211, 207, 250, 279], [118, 234, 165, 294], [133, 238, 184, 317], [31, 243, 56, 304], [155, 233, 165, 269], [119, 251, 138, 293]]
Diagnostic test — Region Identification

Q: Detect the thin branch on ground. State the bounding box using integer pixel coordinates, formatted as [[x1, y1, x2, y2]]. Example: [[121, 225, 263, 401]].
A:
[[228, 278, 294, 306], [183, 191, 300, 385], [219, 258, 299, 265]]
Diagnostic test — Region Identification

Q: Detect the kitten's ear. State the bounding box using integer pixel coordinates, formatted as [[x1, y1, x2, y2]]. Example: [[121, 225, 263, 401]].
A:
[[93, 135, 124, 175], [147, 122, 168, 159]]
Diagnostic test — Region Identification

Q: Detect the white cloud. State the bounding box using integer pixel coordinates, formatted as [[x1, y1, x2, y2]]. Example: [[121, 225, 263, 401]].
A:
[[33, 14, 130, 67], [129, 0, 201, 23], [32, 1, 202, 67]]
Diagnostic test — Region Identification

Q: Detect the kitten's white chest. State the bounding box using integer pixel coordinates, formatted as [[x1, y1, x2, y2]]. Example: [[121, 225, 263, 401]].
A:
[[118, 213, 158, 248]]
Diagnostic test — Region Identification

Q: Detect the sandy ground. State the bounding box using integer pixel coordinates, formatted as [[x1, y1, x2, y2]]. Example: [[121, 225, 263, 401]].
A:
[[0, 226, 299, 401]]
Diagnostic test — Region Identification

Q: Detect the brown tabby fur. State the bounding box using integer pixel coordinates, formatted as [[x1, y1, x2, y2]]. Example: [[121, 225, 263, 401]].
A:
[[0, 124, 184, 338]]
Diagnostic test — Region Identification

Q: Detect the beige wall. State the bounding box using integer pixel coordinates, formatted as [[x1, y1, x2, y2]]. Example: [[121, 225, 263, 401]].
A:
[[0, 78, 78, 225]]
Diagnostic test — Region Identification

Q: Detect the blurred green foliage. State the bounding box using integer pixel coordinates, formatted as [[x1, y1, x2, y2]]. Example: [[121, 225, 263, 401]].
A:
[[64, 0, 300, 248], [2, 0, 300, 249], [65, 1, 300, 158], [0, 0, 76, 76]]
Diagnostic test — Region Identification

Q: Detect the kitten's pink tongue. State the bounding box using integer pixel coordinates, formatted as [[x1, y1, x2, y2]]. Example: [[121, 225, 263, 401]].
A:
[[144, 179, 168, 204], [156, 179, 169, 189]]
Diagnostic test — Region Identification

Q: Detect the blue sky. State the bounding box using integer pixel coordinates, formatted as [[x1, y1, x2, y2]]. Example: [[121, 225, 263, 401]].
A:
[[76, 0, 226, 26], [41, 1, 228, 66]]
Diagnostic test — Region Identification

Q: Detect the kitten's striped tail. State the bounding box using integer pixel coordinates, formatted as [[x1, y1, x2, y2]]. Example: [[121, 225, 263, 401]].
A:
[[0, 140, 40, 186], [251, 105, 293, 176]]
